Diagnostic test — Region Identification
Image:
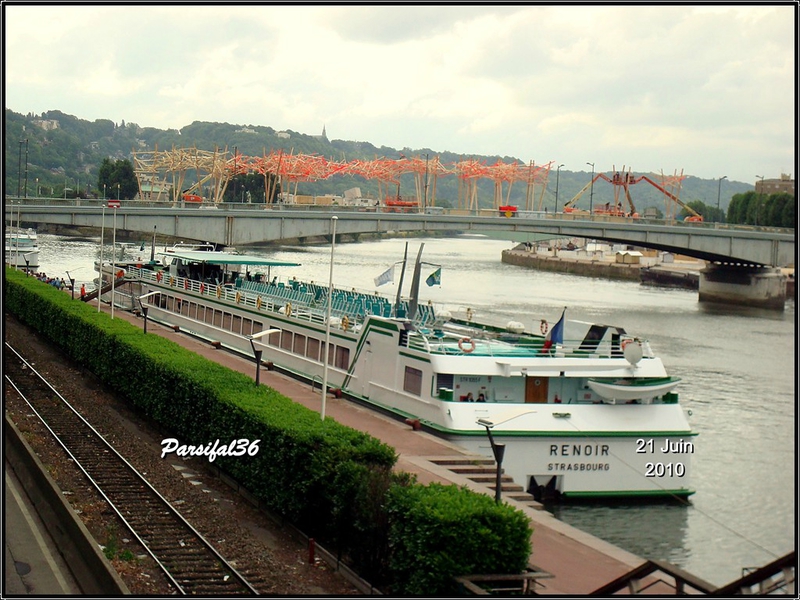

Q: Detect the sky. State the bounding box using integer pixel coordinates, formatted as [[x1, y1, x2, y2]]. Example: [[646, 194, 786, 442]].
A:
[[4, 4, 796, 184]]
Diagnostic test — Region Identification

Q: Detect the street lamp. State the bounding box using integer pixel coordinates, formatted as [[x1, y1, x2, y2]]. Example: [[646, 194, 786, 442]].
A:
[[247, 328, 281, 385], [554, 164, 564, 213], [586, 162, 595, 216], [98, 203, 106, 312], [66, 270, 76, 300], [320, 215, 339, 420], [117, 183, 121, 201], [755, 175, 764, 226], [137, 291, 161, 334], [477, 419, 506, 504], [716, 175, 727, 222], [110, 205, 118, 319]]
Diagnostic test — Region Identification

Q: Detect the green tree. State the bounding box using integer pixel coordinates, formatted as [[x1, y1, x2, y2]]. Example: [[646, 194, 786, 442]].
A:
[[97, 158, 137, 200]]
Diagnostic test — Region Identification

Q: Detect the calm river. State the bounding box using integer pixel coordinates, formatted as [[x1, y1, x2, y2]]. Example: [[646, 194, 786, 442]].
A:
[[27, 232, 796, 587]]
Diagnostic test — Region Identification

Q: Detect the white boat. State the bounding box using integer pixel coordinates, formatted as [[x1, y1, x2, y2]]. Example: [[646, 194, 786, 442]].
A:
[[587, 376, 681, 403], [124, 244, 695, 501], [5, 227, 40, 269]]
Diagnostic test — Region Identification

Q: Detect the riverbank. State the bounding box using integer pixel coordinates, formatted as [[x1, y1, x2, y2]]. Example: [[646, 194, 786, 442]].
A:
[[502, 246, 795, 299]]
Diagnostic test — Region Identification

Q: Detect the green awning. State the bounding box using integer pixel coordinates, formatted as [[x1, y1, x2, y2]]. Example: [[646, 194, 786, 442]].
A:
[[159, 250, 300, 267]]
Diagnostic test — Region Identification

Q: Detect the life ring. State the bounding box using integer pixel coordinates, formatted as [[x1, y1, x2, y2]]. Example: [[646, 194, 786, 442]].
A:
[[458, 337, 475, 353], [540, 320, 548, 335], [156, 271, 162, 282], [216, 285, 222, 299], [285, 302, 292, 317], [256, 296, 262, 310], [235, 291, 242, 304], [184, 279, 189, 290], [169, 276, 175, 286], [200, 283, 205, 294], [341, 316, 350, 331]]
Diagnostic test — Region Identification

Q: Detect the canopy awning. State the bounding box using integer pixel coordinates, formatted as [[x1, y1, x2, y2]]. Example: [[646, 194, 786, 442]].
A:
[[159, 250, 300, 267]]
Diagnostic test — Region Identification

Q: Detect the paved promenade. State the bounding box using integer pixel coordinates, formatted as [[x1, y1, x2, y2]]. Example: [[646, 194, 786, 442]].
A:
[[82, 297, 646, 594]]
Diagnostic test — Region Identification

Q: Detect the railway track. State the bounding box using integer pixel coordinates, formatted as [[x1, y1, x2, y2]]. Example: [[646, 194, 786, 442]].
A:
[[4, 341, 262, 596]]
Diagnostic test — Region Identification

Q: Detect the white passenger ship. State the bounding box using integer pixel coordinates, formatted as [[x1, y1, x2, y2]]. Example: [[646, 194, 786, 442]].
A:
[[5, 227, 40, 269], [117, 244, 695, 501]]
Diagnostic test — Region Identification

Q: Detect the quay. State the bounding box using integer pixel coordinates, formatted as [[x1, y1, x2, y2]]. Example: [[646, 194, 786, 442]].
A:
[[85, 296, 650, 594]]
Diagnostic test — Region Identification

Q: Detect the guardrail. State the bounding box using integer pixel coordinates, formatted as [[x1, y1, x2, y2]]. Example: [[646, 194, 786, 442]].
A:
[[4, 196, 793, 234]]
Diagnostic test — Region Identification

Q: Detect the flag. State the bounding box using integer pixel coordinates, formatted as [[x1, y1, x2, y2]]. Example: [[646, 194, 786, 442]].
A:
[[373, 266, 394, 287], [425, 267, 441, 287], [541, 307, 566, 353]]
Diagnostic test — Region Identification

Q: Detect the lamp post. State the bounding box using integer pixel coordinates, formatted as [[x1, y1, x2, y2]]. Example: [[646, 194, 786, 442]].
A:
[[586, 162, 595, 216], [23, 139, 29, 198], [137, 291, 162, 334], [17, 140, 23, 197], [66, 270, 76, 300], [755, 175, 764, 226], [117, 183, 121, 201], [320, 215, 338, 420], [716, 175, 727, 222], [98, 204, 106, 312], [247, 329, 281, 385], [477, 419, 506, 504], [554, 164, 564, 213], [110, 205, 117, 319]]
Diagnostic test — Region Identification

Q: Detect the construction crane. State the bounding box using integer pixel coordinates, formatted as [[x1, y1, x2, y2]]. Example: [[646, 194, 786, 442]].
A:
[[563, 166, 703, 221]]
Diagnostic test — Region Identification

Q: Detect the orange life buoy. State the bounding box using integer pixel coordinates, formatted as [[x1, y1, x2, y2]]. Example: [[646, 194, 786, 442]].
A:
[[256, 296, 262, 310], [540, 320, 548, 335], [621, 339, 632, 351], [156, 271, 163, 282], [235, 291, 242, 304], [341, 316, 350, 331], [216, 285, 222, 299], [184, 279, 189, 290], [169, 276, 175, 286], [458, 337, 475, 353], [200, 283, 205, 294]]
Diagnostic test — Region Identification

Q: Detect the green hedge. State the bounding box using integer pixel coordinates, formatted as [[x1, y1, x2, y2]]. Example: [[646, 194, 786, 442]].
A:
[[5, 267, 533, 592], [387, 483, 533, 595]]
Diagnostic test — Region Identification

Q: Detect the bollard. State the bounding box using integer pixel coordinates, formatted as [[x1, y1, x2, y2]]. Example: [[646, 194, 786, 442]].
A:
[[308, 538, 316, 564]]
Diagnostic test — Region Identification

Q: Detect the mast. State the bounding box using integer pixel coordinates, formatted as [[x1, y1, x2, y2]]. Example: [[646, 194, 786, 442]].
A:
[[394, 242, 409, 317], [407, 243, 425, 321]]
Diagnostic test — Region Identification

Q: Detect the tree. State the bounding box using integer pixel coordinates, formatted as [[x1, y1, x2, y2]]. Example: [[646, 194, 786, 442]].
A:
[[97, 158, 138, 200]]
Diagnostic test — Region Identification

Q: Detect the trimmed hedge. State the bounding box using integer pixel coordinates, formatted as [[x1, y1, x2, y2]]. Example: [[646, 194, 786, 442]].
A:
[[5, 267, 533, 592], [387, 483, 533, 595]]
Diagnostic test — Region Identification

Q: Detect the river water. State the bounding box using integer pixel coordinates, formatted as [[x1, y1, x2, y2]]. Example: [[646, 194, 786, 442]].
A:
[[24, 232, 796, 587]]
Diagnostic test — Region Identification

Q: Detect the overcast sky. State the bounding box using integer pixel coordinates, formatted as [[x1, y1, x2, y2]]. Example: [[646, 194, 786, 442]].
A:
[[5, 4, 796, 184]]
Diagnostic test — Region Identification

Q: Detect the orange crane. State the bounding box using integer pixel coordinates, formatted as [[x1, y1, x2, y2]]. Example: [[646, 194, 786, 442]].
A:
[[563, 166, 702, 221]]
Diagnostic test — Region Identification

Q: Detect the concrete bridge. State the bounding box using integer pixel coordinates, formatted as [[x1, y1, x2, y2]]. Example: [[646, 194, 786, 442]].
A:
[[6, 199, 796, 308]]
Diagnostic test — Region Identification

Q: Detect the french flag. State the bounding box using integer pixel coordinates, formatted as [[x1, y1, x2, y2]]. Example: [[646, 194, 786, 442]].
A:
[[541, 307, 566, 353]]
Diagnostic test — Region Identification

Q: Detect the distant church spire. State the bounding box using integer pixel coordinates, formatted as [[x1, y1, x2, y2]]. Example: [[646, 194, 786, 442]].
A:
[[321, 124, 328, 142]]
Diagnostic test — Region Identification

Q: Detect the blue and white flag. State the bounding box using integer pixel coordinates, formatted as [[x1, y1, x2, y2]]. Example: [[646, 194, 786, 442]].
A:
[[373, 266, 394, 287], [425, 267, 441, 287]]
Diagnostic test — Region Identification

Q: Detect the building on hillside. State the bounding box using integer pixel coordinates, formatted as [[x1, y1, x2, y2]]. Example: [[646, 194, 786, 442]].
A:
[[33, 118, 59, 131], [755, 174, 795, 196], [276, 131, 290, 139]]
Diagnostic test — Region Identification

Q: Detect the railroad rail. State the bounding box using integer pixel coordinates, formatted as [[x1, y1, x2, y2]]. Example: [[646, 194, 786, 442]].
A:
[[4, 342, 262, 596]]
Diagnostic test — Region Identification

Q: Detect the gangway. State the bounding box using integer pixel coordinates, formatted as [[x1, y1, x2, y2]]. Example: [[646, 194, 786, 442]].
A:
[[81, 275, 129, 302]]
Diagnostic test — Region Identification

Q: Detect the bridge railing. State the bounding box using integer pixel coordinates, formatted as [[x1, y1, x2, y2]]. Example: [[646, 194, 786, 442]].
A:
[[5, 196, 795, 234]]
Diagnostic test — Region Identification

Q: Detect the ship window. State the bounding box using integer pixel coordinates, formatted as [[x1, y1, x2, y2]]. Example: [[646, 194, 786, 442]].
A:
[[280, 331, 293, 351], [231, 314, 242, 335], [404, 366, 423, 396], [335, 346, 349, 370], [180, 300, 190, 317], [437, 374, 454, 390], [188, 302, 197, 319], [252, 321, 263, 335], [293, 333, 306, 355], [213, 309, 222, 328], [242, 318, 253, 336], [306, 337, 320, 361], [222, 312, 232, 330]]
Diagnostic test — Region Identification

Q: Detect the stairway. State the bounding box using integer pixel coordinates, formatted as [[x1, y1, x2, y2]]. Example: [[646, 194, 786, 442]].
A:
[[429, 458, 545, 511]]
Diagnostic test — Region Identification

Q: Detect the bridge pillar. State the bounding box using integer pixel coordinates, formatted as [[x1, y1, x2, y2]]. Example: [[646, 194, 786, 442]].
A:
[[699, 263, 786, 310]]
